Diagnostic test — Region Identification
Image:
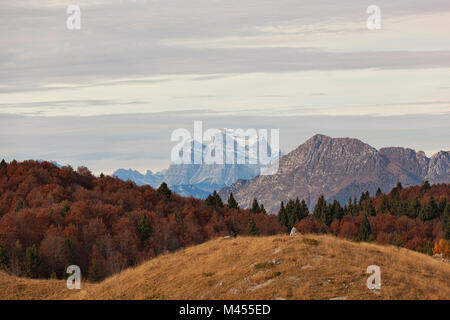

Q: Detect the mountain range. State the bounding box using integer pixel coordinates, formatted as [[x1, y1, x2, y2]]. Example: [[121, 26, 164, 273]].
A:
[[113, 129, 279, 198], [218, 134, 449, 213]]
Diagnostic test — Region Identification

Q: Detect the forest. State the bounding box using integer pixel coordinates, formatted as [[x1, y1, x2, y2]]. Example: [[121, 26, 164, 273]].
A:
[[0, 160, 284, 280], [278, 182, 449, 257], [0, 159, 448, 281]]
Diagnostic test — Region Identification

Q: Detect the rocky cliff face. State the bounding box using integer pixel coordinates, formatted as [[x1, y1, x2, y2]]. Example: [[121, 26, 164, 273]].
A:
[[218, 134, 449, 213]]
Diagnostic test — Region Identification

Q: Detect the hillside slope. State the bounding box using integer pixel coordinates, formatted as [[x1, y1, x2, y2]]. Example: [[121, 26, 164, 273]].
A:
[[219, 134, 449, 212], [2, 234, 448, 300]]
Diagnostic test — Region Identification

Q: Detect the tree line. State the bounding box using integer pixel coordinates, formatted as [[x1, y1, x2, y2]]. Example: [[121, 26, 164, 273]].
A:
[[278, 181, 449, 256], [0, 160, 285, 280]]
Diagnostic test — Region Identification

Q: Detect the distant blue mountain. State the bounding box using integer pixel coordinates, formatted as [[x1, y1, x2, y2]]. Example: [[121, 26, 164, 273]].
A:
[[112, 130, 280, 199]]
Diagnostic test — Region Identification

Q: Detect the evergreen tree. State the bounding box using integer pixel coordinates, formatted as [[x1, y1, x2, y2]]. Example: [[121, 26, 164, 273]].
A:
[[0, 159, 6, 169], [313, 195, 331, 225], [438, 198, 447, 213], [0, 244, 8, 269], [376, 187, 383, 197], [419, 196, 439, 222], [227, 192, 239, 209], [390, 182, 403, 200], [364, 199, 376, 217], [299, 199, 310, 218], [377, 194, 389, 214], [443, 204, 450, 240], [157, 182, 172, 199], [260, 204, 267, 214], [251, 198, 261, 213], [330, 200, 344, 221], [421, 180, 431, 192], [65, 236, 76, 265], [88, 258, 99, 282], [407, 197, 421, 219], [358, 214, 372, 242], [206, 191, 224, 208], [15, 200, 23, 213], [213, 191, 224, 208], [277, 202, 288, 228], [352, 197, 360, 216], [137, 212, 153, 243], [248, 217, 258, 236], [25, 245, 40, 278]]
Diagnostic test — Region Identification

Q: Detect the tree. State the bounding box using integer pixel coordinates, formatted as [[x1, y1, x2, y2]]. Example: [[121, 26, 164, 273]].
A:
[[313, 195, 331, 226], [376, 187, 383, 197], [227, 192, 239, 209], [359, 191, 370, 205], [15, 200, 23, 213], [25, 245, 40, 278], [137, 212, 153, 243], [443, 204, 450, 240], [421, 180, 431, 192], [0, 159, 6, 169], [364, 199, 376, 217], [157, 182, 172, 199], [260, 204, 267, 214], [377, 195, 389, 214], [407, 197, 421, 219], [206, 191, 223, 208], [0, 244, 8, 269], [419, 196, 439, 222], [251, 198, 261, 213], [358, 214, 372, 242], [277, 202, 288, 228], [88, 258, 99, 282], [248, 217, 258, 236]]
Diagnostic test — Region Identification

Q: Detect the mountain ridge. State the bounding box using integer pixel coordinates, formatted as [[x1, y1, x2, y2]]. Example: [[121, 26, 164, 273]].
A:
[[218, 134, 449, 213]]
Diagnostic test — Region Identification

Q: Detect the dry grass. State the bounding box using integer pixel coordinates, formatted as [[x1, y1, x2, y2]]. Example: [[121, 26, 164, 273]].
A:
[[0, 271, 91, 300], [1, 234, 449, 300]]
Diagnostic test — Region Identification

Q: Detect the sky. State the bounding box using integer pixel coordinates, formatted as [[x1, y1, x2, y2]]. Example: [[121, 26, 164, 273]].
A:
[[0, 0, 449, 174]]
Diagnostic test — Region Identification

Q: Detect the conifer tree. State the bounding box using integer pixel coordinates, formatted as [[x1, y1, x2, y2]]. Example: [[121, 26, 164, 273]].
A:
[[313, 195, 331, 225], [407, 197, 421, 219], [376, 187, 383, 197], [0, 244, 8, 270], [0, 159, 6, 169], [358, 214, 372, 242], [377, 194, 389, 214], [419, 196, 439, 222], [227, 192, 239, 209], [251, 198, 261, 213], [365, 199, 376, 216], [88, 258, 99, 282], [421, 180, 431, 192], [206, 191, 223, 208], [260, 204, 267, 214], [277, 201, 288, 228], [25, 245, 40, 278], [137, 212, 153, 243], [157, 182, 172, 199], [15, 200, 23, 213], [213, 191, 224, 208], [443, 204, 450, 240], [248, 217, 258, 236]]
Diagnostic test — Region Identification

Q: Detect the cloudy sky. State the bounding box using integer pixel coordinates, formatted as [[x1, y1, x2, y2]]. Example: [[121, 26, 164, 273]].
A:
[[0, 0, 449, 174]]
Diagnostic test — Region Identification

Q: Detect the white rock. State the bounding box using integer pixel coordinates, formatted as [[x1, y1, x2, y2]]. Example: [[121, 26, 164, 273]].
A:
[[290, 227, 300, 237]]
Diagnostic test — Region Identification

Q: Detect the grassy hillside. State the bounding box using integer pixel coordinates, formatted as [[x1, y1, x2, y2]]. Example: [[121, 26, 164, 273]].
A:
[[1, 234, 449, 300]]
